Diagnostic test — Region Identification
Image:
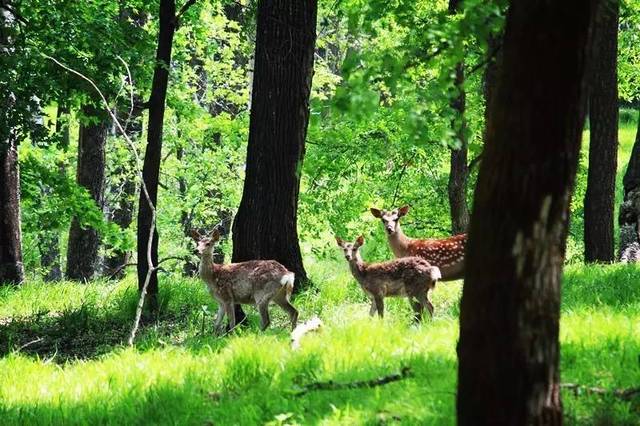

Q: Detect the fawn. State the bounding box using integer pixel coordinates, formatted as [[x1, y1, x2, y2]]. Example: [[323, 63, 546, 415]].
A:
[[191, 229, 298, 334], [370, 205, 466, 281], [336, 235, 441, 320]]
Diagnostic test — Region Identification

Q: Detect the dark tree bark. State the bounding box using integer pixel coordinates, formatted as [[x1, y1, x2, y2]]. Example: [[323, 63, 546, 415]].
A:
[[136, 0, 178, 299], [584, 0, 619, 263], [619, 109, 640, 261], [66, 104, 108, 281], [104, 103, 142, 279], [38, 103, 69, 282], [0, 130, 24, 285], [457, 1, 598, 424], [231, 0, 317, 291], [447, 0, 469, 235]]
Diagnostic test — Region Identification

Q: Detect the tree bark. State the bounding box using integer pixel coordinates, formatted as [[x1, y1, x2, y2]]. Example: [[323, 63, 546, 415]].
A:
[[66, 104, 107, 281], [619, 109, 640, 261], [0, 130, 24, 285], [136, 0, 176, 299], [457, 1, 598, 424], [104, 103, 142, 279], [447, 0, 469, 235], [231, 0, 317, 291], [584, 0, 619, 263]]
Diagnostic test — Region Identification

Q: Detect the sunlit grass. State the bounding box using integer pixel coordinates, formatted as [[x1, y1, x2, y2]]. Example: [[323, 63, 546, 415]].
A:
[[0, 262, 638, 425]]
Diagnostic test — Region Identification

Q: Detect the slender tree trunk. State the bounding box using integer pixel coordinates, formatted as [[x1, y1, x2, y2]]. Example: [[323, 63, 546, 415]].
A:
[[66, 104, 107, 281], [136, 0, 176, 300], [447, 0, 469, 235], [232, 0, 317, 292], [0, 130, 24, 285], [457, 1, 598, 424], [38, 103, 69, 282], [104, 103, 142, 278], [619, 109, 640, 261], [584, 0, 619, 263]]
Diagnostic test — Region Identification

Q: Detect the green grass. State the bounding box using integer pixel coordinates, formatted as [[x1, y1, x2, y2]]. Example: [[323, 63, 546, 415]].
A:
[[1, 261, 639, 425]]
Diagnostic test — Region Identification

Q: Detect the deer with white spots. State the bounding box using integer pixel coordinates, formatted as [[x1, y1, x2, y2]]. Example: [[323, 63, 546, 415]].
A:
[[191, 229, 298, 334], [370, 205, 466, 281], [336, 235, 441, 320]]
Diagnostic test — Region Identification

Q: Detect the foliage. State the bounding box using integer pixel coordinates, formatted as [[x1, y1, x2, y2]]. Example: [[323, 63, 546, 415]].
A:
[[0, 263, 638, 424]]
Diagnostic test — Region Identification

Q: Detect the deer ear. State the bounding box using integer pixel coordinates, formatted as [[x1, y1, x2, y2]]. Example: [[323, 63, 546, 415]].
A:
[[355, 235, 365, 247], [398, 205, 410, 217], [209, 229, 221, 241], [370, 208, 382, 218], [335, 236, 344, 247], [190, 229, 201, 241]]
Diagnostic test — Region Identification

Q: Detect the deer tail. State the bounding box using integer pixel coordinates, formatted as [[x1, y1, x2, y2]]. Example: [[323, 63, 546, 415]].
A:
[[280, 272, 295, 297]]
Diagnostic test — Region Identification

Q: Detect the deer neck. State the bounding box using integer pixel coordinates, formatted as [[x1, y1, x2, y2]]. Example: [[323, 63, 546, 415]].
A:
[[348, 252, 366, 277], [388, 224, 411, 257], [199, 250, 221, 281]]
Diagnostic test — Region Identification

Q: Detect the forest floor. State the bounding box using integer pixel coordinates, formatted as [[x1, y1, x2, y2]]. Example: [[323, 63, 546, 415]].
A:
[[0, 262, 638, 425]]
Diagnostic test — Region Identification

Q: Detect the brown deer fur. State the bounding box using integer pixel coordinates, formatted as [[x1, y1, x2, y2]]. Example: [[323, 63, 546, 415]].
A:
[[370, 205, 466, 281], [192, 229, 298, 334], [336, 235, 441, 320]]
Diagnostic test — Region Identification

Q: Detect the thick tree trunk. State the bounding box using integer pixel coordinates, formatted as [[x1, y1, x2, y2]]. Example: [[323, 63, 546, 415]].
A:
[[457, 1, 598, 424], [619, 109, 640, 261], [38, 103, 69, 282], [447, 0, 469, 235], [231, 0, 317, 291], [584, 0, 619, 263], [0, 131, 24, 285], [66, 104, 107, 281], [136, 0, 176, 299], [104, 103, 142, 279]]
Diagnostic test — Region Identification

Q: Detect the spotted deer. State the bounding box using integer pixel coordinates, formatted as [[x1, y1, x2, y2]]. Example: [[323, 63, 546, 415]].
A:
[[336, 235, 441, 320], [370, 205, 466, 281], [191, 229, 298, 334]]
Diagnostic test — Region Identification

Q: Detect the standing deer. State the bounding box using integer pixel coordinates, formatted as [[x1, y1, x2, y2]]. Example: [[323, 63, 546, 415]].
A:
[[370, 205, 466, 281], [191, 229, 298, 334], [336, 235, 441, 320]]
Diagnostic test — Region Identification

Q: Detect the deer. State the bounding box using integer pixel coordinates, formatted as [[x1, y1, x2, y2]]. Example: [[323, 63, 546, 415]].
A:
[[336, 235, 441, 320], [191, 229, 298, 334], [370, 205, 466, 281]]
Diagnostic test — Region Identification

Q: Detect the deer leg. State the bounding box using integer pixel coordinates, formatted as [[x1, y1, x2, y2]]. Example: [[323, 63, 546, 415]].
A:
[[369, 298, 377, 317], [274, 297, 298, 330], [374, 295, 384, 318], [257, 302, 271, 331], [409, 297, 423, 323], [225, 302, 237, 331], [417, 291, 434, 319], [213, 304, 226, 335]]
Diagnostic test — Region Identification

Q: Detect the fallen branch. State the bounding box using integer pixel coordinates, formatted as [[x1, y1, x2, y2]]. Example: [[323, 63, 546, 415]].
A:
[[561, 383, 640, 401], [294, 366, 413, 397]]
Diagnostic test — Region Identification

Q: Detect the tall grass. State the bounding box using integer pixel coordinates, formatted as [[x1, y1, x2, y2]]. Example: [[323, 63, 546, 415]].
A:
[[0, 261, 638, 425]]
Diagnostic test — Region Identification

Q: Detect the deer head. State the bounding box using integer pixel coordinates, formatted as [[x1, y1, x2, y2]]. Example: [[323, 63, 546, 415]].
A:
[[370, 205, 409, 235], [336, 235, 364, 261], [190, 229, 221, 256]]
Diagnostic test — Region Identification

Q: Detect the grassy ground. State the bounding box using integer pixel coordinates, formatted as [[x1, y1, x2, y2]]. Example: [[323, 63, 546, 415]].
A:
[[0, 261, 638, 425]]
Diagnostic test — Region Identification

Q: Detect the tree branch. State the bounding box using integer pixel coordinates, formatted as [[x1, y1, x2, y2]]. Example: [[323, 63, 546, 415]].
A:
[[561, 383, 640, 401], [294, 367, 413, 397], [175, 0, 198, 26]]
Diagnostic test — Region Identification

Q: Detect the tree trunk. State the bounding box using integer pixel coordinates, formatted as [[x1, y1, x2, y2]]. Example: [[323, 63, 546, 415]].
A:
[[231, 0, 317, 291], [136, 0, 176, 300], [447, 0, 469, 235], [619, 109, 640, 261], [0, 130, 24, 285], [584, 0, 619, 263], [457, 1, 598, 424], [38, 103, 69, 282], [104, 103, 142, 279], [66, 104, 107, 281]]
